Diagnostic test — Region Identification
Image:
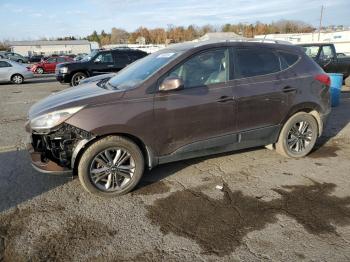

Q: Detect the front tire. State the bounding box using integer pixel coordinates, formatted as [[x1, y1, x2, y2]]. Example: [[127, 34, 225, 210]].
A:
[[11, 74, 24, 84], [78, 136, 144, 197], [71, 72, 87, 86], [275, 112, 318, 158]]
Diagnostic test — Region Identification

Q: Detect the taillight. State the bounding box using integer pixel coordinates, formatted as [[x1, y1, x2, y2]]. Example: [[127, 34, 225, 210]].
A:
[[315, 74, 330, 87]]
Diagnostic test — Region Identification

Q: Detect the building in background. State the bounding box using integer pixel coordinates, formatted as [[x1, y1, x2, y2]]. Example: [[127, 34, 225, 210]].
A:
[[102, 44, 165, 53], [194, 32, 244, 42], [255, 30, 350, 55], [8, 40, 93, 56]]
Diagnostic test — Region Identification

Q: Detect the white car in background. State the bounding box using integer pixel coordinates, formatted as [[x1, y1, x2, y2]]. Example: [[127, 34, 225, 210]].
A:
[[0, 59, 34, 84]]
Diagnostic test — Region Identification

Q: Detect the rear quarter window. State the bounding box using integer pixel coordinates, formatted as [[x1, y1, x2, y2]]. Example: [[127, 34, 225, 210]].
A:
[[278, 51, 300, 70]]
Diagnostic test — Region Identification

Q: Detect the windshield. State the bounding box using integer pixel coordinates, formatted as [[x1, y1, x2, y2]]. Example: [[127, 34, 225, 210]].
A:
[[80, 51, 98, 62], [107, 51, 182, 90]]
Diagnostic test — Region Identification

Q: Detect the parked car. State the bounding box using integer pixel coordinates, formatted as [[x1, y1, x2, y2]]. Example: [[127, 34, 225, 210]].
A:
[[31, 56, 73, 74], [299, 43, 350, 86], [26, 41, 331, 197], [0, 52, 28, 63], [0, 59, 34, 84], [28, 55, 44, 63], [55, 49, 148, 86]]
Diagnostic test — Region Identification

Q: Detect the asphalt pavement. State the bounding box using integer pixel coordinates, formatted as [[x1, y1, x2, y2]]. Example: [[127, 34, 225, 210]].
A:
[[0, 76, 350, 261]]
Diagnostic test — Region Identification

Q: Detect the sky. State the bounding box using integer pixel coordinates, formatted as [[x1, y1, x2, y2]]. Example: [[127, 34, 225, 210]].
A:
[[0, 0, 349, 41]]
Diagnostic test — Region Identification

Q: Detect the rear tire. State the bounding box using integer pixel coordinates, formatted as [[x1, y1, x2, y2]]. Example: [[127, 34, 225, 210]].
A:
[[71, 72, 87, 86], [78, 136, 144, 197], [345, 76, 350, 87], [11, 74, 24, 84], [275, 112, 318, 158], [36, 67, 44, 74]]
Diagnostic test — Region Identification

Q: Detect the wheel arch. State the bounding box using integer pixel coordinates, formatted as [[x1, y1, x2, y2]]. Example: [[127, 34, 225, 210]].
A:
[[281, 102, 323, 137], [72, 132, 155, 175], [71, 70, 90, 78]]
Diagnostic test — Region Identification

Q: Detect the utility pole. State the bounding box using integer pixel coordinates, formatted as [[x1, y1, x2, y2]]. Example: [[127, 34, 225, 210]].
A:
[[318, 5, 324, 42]]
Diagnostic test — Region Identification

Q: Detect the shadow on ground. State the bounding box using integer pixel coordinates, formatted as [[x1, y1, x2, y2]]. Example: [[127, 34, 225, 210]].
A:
[[0, 150, 70, 212]]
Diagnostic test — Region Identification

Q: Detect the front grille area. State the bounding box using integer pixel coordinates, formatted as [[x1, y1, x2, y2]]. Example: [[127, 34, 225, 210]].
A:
[[32, 123, 93, 168]]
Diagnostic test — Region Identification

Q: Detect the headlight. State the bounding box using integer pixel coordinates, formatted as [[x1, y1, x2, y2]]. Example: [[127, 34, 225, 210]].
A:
[[30, 106, 83, 132], [59, 67, 68, 74]]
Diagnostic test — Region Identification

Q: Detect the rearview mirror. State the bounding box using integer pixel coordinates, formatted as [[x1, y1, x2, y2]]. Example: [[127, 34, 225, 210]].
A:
[[159, 77, 184, 92]]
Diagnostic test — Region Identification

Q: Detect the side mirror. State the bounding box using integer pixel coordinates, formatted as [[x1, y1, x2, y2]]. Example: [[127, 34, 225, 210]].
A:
[[159, 77, 184, 92], [94, 58, 101, 63]]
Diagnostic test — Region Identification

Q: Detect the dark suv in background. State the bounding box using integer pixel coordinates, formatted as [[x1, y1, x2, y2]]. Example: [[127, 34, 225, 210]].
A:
[[27, 40, 331, 197], [55, 49, 148, 86]]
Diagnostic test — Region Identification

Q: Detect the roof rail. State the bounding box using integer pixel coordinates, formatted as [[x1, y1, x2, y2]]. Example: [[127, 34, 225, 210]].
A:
[[250, 38, 292, 45], [217, 38, 292, 45]]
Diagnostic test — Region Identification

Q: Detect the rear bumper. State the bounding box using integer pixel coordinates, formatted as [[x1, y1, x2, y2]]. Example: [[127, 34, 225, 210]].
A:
[[23, 71, 34, 79]]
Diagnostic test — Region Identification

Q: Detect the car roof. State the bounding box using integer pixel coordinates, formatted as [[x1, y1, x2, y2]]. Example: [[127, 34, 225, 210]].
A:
[[162, 39, 303, 54]]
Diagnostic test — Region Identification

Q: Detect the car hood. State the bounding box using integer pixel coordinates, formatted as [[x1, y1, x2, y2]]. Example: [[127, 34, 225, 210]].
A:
[[79, 73, 117, 85], [28, 82, 123, 119]]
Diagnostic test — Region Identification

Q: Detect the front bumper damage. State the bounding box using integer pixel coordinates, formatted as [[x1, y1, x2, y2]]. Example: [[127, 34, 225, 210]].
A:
[[26, 122, 93, 175]]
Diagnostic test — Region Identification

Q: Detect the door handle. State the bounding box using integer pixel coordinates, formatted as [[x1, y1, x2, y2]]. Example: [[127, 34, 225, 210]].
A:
[[217, 96, 234, 103], [283, 86, 297, 93], [107, 65, 114, 67]]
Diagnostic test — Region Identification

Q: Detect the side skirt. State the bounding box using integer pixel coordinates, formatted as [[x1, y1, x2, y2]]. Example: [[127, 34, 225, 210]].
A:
[[157, 125, 281, 165]]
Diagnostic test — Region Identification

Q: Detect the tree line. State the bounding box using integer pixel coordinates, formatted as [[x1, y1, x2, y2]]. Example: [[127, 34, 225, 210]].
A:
[[85, 20, 315, 45], [0, 20, 316, 50]]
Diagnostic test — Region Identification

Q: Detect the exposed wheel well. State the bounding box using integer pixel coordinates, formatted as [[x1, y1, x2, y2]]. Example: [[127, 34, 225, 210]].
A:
[[73, 133, 152, 175]]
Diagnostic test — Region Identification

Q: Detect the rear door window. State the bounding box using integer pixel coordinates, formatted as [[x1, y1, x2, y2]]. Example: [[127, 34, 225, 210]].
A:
[[234, 48, 280, 78], [95, 52, 114, 63], [46, 57, 56, 63], [0, 61, 11, 67], [115, 53, 130, 67], [319, 45, 334, 60]]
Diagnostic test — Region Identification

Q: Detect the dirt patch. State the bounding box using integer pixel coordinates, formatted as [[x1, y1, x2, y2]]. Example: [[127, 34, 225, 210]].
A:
[[132, 180, 170, 196], [0, 205, 116, 261], [147, 182, 350, 256]]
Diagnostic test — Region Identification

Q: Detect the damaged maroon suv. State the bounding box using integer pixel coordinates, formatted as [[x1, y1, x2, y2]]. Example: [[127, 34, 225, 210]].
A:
[[26, 41, 331, 197]]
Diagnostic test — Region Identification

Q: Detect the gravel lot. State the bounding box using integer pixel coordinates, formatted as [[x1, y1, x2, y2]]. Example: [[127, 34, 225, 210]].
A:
[[0, 76, 350, 261]]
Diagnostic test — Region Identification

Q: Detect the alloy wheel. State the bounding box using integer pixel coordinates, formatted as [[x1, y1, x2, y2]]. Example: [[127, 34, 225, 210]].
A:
[[73, 75, 86, 86], [89, 147, 135, 192], [287, 121, 313, 153], [12, 75, 23, 84]]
